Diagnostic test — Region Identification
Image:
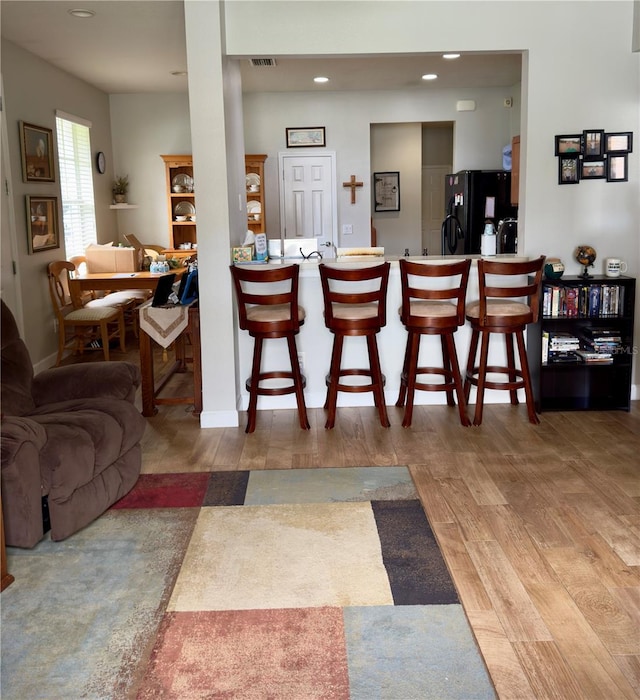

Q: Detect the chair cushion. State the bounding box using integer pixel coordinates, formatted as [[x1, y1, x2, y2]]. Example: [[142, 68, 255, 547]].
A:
[[246, 304, 305, 323], [400, 300, 457, 319], [66, 307, 120, 322], [466, 299, 530, 319], [331, 303, 378, 320]]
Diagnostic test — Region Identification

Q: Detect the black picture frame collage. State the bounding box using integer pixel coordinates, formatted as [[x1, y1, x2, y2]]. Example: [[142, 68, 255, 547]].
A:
[[555, 130, 633, 185]]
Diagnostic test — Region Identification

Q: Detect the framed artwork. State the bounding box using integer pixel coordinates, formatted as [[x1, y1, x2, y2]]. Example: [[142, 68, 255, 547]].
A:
[[582, 129, 605, 158], [285, 127, 326, 148], [605, 132, 633, 154], [607, 154, 628, 182], [580, 159, 606, 180], [554, 134, 582, 155], [19, 122, 55, 182], [26, 196, 60, 253], [374, 171, 401, 211], [558, 156, 580, 184]]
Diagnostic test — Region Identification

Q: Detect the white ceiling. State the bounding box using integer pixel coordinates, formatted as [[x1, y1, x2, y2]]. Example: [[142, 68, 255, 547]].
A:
[[1, 1, 522, 94]]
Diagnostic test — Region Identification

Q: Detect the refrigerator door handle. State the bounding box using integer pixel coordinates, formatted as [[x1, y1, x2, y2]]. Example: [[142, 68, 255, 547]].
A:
[[441, 214, 464, 255]]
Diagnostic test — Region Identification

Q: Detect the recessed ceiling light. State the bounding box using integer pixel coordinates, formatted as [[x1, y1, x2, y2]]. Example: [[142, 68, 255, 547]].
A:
[[422, 73, 438, 81], [171, 71, 188, 77], [314, 76, 330, 84], [443, 53, 461, 60], [68, 9, 95, 18]]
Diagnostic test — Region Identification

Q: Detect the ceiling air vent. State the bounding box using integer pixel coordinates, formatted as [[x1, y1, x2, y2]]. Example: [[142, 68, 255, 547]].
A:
[[249, 58, 277, 67]]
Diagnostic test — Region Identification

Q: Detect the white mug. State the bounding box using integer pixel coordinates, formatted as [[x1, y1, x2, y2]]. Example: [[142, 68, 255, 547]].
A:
[[605, 258, 628, 277]]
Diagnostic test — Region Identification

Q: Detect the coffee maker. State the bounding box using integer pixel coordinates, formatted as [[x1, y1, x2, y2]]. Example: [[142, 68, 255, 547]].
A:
[[497, 218, 518, 254]]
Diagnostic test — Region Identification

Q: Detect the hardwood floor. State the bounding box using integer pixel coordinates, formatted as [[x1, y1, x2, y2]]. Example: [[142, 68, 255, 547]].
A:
[[66, 343, 640, 698]]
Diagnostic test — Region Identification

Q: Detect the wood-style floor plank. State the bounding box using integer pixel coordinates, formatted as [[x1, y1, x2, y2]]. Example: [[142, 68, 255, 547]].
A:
[[60, 343, 640, 699]]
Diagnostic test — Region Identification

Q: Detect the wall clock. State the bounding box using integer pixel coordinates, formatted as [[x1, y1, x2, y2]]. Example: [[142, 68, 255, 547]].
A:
[[96, 151, 106, 174]]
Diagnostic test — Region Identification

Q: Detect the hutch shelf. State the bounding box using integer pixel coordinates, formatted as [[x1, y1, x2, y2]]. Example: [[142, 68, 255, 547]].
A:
[[245, 154, 267, 235], [527, 275, 635, 412], [161, 155, 196, 254]]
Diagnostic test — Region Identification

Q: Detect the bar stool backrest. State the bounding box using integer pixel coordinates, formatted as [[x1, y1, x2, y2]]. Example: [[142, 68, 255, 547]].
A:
[[230, 264, 302, 335], [319, 262, 390, 333], [399, 258, 472, 328], [476, 256, 546, 327]]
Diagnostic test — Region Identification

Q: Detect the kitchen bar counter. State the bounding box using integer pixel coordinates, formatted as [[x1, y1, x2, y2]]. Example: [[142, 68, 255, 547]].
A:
[[233, 254, 532, 412]]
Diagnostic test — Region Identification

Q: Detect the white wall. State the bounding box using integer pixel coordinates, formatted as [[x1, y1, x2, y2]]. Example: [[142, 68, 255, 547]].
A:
[[2, 40, 115, 364], [109, 94, 191, 248], [243, 85, 516, 250], [371, 122, 422, 256]]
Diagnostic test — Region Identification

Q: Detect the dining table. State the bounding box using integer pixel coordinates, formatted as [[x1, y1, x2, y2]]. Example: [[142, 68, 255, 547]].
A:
[[69, 268, 185, 295]]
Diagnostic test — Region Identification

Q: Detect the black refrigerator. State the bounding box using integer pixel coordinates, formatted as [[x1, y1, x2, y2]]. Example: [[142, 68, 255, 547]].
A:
[[441, 170, 515, 255]]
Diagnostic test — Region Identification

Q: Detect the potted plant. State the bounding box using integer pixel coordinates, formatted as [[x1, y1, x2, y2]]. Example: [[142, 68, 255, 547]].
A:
[[112, 175, 129, 204]]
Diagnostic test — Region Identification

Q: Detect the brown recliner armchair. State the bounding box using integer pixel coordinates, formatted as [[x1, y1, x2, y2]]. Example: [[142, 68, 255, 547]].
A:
[[1, 300, 146, 548]]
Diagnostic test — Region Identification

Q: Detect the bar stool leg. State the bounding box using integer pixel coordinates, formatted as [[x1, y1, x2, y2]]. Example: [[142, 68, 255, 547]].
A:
[[246, 336, 263, 434], [366, 334, 390, 427], [444, 333, 471, 427], [464, 328, 480, 403], [324, 334, 344, 429], [401, 331, 420, 428], [395, 336, 412, 408], [473, 331, 491, 426], [441, 335, 456, 407], [516, 329, 540, 424], [286, 335, 310, 430], [504, 332, 520, 405]]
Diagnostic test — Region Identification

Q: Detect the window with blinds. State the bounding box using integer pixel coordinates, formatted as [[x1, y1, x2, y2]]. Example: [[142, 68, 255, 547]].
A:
[[55, 114, 97, 259]]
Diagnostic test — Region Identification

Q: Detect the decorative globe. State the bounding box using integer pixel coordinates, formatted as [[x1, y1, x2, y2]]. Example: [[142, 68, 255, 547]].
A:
[[575, 246, 597, 278]]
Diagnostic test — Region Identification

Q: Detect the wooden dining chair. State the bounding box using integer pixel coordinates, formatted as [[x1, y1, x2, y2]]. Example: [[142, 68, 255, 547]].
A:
[[47, 261, 126, 366]]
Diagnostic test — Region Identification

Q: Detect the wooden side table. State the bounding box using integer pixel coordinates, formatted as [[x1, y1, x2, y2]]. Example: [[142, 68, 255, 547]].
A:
[[1, 500, 14, 591], [139, 303, 201, 417]]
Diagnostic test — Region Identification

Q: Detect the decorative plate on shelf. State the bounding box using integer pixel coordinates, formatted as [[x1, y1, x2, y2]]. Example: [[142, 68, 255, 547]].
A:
[[247, 201, 261, 214], [174, 201, 196, 218], [246, 173, 261, 190], [172, 173, 194, 193]]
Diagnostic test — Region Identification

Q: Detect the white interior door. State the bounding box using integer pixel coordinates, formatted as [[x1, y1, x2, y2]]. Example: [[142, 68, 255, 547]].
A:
[[279, 153, 336, 248], [422, 165, 451, 256]]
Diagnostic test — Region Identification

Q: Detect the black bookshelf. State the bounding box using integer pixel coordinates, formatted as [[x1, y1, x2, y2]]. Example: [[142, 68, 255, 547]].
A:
[[527, 275, 635, 412]]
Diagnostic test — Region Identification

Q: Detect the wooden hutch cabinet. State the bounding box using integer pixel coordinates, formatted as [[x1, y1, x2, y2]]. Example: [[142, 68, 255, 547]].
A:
[[161, 155, 196, 253], [245, 154, 267, 235]]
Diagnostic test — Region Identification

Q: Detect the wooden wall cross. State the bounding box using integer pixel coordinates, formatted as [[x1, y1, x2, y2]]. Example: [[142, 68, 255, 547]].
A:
[[342, 175, 364, 204]]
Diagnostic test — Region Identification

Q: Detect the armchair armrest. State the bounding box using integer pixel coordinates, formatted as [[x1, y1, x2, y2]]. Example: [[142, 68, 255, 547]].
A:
[[1, 416, 48, 548], [32, 361, 141, 407]]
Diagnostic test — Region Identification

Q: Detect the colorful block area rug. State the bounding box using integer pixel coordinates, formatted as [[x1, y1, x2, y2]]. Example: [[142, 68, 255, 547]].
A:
[[2, 467, 496, 699]]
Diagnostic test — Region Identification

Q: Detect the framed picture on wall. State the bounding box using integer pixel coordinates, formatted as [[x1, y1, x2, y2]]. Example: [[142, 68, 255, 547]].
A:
[[26, 196, 60, 253], [582, 129, 605, 158], [19, 122, 55, 182], [605, 132, 633, 154], [285, 127, 326, 148], [607, 154, 628, 182], [580, 159, 606, 180], [373, 171, 401, 211], [558, 156, 580, 184], [554, 134, 582, 156]]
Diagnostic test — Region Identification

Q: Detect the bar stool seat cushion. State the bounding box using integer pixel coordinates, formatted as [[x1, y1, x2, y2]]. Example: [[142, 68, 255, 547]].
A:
[[466, 299, 531, 320], [403, 300, 458, 319], [246, 304, 305, 324], [330, 303, 378, 320]]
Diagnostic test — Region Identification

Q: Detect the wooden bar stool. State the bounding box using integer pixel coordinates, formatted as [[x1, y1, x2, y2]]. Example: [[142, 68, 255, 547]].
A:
[[464, 256, 545, 426], [319, 262, 390, 430], [230, 264, 309, 434], [396, 258, 472, 427]]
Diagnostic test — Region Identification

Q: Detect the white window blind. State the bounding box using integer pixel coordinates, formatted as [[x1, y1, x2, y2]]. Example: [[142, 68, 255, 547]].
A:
[[55, 114, 97, 259]]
